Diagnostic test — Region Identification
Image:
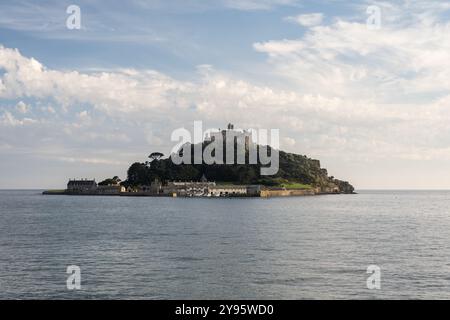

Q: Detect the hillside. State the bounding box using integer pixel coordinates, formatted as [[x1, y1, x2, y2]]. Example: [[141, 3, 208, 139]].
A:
[[123, 141, 355, 194]]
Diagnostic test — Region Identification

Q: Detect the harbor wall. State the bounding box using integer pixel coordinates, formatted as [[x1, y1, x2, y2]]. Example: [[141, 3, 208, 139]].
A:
[[260, 189, 317, 197]]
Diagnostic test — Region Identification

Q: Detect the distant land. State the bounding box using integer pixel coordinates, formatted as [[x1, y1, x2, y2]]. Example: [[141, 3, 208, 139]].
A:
[[123, 146, 355, 195], [44, 125, 355, 197]]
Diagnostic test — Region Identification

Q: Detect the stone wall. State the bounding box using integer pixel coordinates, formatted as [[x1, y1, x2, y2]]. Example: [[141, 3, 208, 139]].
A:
[[260, 189, 316, 197]]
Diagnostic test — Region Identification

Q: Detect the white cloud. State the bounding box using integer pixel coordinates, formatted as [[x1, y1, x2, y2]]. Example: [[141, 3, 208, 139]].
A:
[[1, 111, 37, 126], [254, 4, 450, 102], [222, 0, 300, 11], [15, 101, 29, 113], [0, 142, 12, 150], [284, 13, 323, 27], [57, 156, 125, 166], [1, 37, 450, 168], [76, 110, 90, 121], [0, 45, 191, 117], [45, 106, 56, 114], [282, 137, 296, 147]]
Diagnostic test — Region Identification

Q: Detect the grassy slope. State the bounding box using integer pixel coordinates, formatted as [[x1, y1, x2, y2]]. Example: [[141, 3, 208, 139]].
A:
[[280, 183, 313, 190]]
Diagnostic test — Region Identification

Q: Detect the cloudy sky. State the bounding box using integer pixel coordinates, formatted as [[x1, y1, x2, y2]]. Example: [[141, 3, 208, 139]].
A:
[[1, 0, 450, 189]]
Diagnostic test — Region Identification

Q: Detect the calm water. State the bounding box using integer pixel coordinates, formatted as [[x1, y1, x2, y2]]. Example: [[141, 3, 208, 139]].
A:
[[1, 190, 450, 299]]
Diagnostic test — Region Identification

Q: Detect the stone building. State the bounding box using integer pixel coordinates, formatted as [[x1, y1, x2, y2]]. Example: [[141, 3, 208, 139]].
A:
[[97, 185, 125, 194], [150, 179, 162, 194], [207, 123, 253, 152], [246, 185, 263, 196], [67, 179, 98, 193]]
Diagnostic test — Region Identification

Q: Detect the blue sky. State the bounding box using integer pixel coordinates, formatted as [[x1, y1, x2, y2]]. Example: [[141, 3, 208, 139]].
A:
[[1, 0, 450, 189], [0, 1, 319, 75]]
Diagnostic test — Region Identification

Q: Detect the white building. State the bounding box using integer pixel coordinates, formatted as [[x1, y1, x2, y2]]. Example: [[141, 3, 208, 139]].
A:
[[208, 185, 247, 197], [163, 180, 216, 197]]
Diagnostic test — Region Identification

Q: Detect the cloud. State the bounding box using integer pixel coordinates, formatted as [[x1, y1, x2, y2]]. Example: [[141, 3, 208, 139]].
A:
[[15, 101, 30, 113], [0, 0, 302, 46], [282, 137, 296, 148], [254, 3, 450, 102], [76, 110, 91, 123], [57, 156, 125, 166], [0, 1, 164, 43], [223, 0, 299, 11], [0, 46, 191, 117], [1, 111, 37, 126], [1, 35, 450, 168], [284, 13, 323, 27], [252, 0, 450, 183], [44, 105, 56, 114]]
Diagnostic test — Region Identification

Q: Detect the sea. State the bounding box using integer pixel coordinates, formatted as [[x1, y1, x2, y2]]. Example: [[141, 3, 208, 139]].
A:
[[1, 190, 450, 299]]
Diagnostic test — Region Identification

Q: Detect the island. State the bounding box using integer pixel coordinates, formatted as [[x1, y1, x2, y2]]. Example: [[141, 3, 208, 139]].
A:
[[43, 124, 355, 197]]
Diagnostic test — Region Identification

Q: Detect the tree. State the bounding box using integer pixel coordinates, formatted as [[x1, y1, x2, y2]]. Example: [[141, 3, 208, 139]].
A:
[[98, 176, 122, 186], [146, 152, 165, 168], [121, 141, 355, 192], [126, 162, 150, 186], [149, 152, 164, 162]]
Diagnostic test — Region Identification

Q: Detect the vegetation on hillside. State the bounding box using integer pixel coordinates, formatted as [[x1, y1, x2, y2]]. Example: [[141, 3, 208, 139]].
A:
[[99, 176, 121, 186], [122, 141, 355, 194]]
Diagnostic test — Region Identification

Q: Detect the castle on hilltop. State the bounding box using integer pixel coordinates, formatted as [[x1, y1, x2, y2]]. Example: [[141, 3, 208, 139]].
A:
[[205, 123, 253, 151]]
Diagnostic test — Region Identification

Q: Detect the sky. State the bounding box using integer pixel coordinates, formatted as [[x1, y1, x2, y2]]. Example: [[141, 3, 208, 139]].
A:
[[1, 0, 450, 189]]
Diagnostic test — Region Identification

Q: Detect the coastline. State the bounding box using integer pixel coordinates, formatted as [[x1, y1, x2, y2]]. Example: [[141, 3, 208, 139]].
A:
[[42, 188, 356, 198]]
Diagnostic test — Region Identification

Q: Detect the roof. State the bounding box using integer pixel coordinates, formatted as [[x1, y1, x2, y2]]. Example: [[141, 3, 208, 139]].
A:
[[67, 180, 97, 186], [210, 185, 247, 189]]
